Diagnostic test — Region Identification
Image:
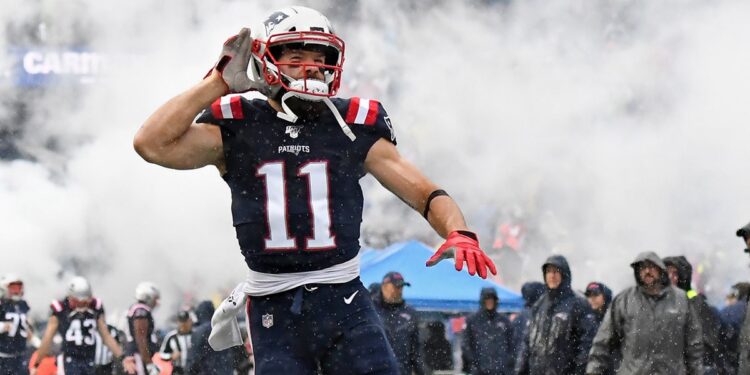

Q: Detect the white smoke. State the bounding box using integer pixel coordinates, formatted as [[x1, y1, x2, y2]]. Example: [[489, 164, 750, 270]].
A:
[[2, 0, 750, 324]]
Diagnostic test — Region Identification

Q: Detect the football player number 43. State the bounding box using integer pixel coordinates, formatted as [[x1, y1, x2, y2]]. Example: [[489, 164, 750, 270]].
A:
[[65, 319, 97, 346], [258, 161, 335, 250]]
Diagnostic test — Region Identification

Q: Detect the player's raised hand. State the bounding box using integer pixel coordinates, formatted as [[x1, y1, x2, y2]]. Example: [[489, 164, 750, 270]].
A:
[[426, 230, 497, 279], [211, 28, 254, 93]]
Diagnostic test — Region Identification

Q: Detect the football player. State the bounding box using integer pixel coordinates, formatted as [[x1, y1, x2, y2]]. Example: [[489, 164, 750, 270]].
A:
[[32, 276, 124, 375], [122, 282, 160, 375], [133, 6, 496, 374], [0, 274, 32, 375]]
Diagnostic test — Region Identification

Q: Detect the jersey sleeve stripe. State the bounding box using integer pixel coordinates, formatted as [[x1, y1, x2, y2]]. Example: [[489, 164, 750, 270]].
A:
[[210, 96, 245, 120], [220, 96, 233, 118], [94, 297, 102, 310], [210, 99, 223, 119], [345, 97, 360, 124], [364, 100, 378, 125], [229, 96, 244, 119], [51, 299, 63, 312], [353, 98, 371, 124]]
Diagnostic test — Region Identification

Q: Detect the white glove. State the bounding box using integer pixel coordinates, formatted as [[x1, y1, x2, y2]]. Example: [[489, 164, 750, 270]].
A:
[[146, 363, 161, 375], [29, 335, 41, 348], [212, 28, 255, 93]]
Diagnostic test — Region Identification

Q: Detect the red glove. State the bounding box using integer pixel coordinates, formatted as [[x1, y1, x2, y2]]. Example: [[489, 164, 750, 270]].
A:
[[426, 230, 497, 279]]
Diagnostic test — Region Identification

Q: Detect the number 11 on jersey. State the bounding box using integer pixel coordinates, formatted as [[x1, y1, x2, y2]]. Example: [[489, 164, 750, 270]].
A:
[[257, 161, 336, 251]]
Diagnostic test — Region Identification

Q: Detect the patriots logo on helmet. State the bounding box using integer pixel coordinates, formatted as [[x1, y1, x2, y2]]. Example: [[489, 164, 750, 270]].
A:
[[264, 12, 289, 35]]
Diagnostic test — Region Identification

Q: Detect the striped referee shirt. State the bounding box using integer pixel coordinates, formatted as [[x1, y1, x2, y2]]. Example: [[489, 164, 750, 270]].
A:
[[94, 325, 121, 366], [160, 329, 192, 370]]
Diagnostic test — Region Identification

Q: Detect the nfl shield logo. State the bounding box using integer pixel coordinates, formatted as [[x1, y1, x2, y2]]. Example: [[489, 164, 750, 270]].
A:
[[262, 313, 274, 328]]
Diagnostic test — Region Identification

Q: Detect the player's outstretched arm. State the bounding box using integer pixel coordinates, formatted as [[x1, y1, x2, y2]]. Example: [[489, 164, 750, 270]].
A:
[[30, 315, 58, 372], [364, 139, 497, 278]]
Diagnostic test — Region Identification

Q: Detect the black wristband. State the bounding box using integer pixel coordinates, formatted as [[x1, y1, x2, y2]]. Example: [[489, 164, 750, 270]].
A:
[[423, 189, 449, 219], [456, 230, 478, 241]]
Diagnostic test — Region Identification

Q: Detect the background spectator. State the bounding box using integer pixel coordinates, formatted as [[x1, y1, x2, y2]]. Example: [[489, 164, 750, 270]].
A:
[[664, 255, 722, 374], [587, 252, 703, 375], [422, 320, 453, 374], [462, 287, 513, 375], [516, 255, 596, 375], [374, 272, 425, 375]]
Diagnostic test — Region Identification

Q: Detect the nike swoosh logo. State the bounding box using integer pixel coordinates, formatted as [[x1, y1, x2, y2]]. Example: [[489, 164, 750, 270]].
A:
[[344, 291, 359, 305]]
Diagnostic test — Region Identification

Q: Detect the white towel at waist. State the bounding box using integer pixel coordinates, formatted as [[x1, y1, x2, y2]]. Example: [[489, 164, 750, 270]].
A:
[[209, 255, 360, 351]]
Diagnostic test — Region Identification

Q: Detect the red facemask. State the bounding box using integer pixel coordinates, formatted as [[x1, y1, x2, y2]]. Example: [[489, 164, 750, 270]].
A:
[[7, 282, 23, 297], [69, 297, 93, 310], [257, 31, 345, 97]]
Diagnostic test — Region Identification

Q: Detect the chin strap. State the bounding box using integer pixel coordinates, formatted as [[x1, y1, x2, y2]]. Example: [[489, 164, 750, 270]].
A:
[[277, 91, 300, 123], [323, 97, 356, 141], [276, 91, 357, 142]]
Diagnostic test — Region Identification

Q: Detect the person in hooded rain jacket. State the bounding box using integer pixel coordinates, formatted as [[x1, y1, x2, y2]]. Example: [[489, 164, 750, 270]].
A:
[[586, 251, 703, 375], [462, 287, 514, 375], [511, 281, 545, 360], [515, 255, 597, 375], [422, 320, 453, 374], [664, 255, 722, 374]]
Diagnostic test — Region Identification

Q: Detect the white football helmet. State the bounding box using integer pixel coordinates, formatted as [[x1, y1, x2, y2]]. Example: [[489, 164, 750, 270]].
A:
[[0, 274, 24, 301], [67, 276, 92, 300], [247, 7, 354, 140], [249, 6, 345, 100], [135, 281, 160, 307]]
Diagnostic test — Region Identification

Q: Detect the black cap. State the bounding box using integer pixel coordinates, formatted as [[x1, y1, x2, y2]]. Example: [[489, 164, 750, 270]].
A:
[[177, 310, 191, 321], [585, 282, 605, 296], [382, 271, 411, 287]]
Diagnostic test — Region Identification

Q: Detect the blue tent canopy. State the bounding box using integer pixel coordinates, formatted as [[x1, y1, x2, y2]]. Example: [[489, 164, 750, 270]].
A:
[[360, 240, 524, 312]]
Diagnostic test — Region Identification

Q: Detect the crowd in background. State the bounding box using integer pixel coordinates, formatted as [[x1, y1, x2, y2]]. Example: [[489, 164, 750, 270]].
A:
[[2, 220, 750, 375], [367, 220, 750, 375]]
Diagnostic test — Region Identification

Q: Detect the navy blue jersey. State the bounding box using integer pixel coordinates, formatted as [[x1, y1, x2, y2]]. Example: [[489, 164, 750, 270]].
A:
[[51, 297, 104, 360], [197, 96, 396, 273], [125, 303, 158, 356], [0, 298, 31, 355]]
